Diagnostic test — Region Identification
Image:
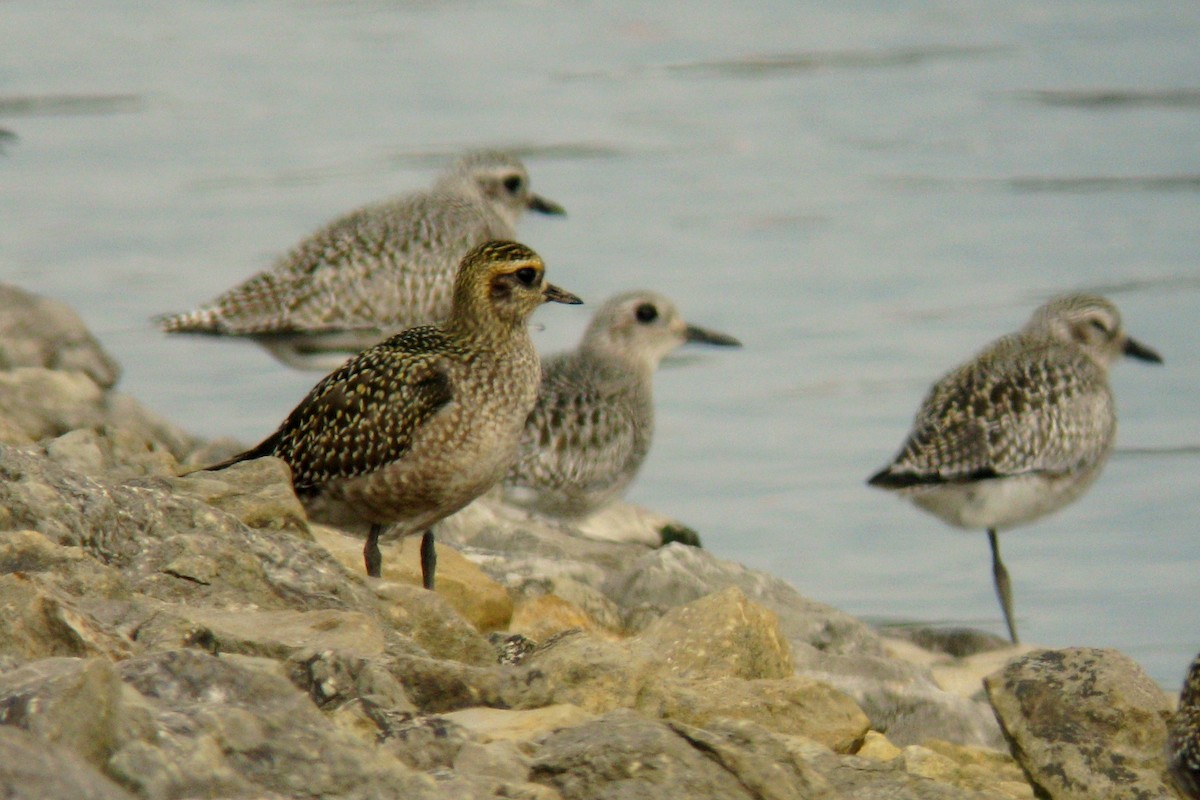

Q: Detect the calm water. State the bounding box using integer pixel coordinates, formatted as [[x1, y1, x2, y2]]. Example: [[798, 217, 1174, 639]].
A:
[[3, 1, 1198, 687]]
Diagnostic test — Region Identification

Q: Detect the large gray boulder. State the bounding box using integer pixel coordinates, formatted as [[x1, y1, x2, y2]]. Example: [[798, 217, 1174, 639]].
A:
[[985, 647, 1175, 800]]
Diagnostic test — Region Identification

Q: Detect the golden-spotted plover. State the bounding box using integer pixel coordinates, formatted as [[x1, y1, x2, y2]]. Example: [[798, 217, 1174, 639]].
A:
[[502, 290, 740, 521], [1169, 651, 1200, 798], [159, 150, 565, 370], [867, 293, 1161, 643], [210, 240, 582, 588]]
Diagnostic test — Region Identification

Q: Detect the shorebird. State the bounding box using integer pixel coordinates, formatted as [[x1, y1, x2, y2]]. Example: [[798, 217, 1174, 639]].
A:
[[209, 240, 582, 588], [1169, 651, 1200, 799], [158, 150, 565, 370], [502, 290, 740, 520], [867, 293, 1161, 644]]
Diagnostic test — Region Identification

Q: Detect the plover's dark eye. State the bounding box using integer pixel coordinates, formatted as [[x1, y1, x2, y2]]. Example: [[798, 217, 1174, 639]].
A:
[[515, 267, 538, 286], [1089, 318, 1109, 334], [635, 303, 658, 323], [503, 175, 524, 194]]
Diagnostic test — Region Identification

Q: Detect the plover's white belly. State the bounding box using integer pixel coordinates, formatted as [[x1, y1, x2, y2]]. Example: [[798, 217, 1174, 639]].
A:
[[907, 469, 1101, 531]]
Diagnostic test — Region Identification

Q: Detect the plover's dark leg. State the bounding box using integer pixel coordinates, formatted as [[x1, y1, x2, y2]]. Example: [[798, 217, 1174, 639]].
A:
[[988, 528, 1018, 644], [420, 529, 436, 591], [365, 523, 384, 578]]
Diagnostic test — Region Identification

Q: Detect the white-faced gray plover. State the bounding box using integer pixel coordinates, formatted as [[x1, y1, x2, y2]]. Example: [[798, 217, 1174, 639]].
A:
[[159, 150, 565, 370], [867, 293, 1162, 644], [1169, 651, 1200, 798], [502, 290, 740, 521], [209, 240, 582, 588]]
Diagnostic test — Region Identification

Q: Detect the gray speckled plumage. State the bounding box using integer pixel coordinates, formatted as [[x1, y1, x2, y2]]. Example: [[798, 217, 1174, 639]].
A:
[[868, 293, 1162, 643], [503, 290, 740, 519], [211, 240, 582, 584], [158, 150, 565, 370], [1169, 652, 1200, 799]]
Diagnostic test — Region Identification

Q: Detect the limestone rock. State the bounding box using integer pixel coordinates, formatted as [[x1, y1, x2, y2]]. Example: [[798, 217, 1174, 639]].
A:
[[607, 544, 880, 655], [508, 593, 615, 640], [802, 645, 1006, 749], [0, 284, 120, 388], [0, 724, 137, 800], [287, 649, 416, 712], [0, 657, 125, 768], [530, 709, 832, 800], [440, 704, 597, 744], [171, 456, 310, 539], [372, 580, 498, 666], [518, 630, 642, 713], [632, 585, 794, 681], [0, 367, 107, 440], [0, 572, 135, 661], [985, 647, 1175, 800], [638, 674, 869, 752], [311, 522, 514, 633], [111, 648, 442, 799]]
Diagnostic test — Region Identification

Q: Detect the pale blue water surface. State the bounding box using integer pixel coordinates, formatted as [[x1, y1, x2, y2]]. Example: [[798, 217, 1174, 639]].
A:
[[2, 1, 1198, 687]]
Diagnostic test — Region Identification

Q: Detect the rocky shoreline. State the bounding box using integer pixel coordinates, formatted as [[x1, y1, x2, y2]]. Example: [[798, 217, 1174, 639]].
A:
[[0, 283, 1181, 799]]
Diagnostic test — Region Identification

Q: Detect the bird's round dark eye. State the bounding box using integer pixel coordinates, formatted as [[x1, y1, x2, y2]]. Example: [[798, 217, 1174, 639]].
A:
[[635, 303, 658, 323], [503, 175, 524, 194], [515, 267, 538, 286], [1089, 319, 1109, 334]]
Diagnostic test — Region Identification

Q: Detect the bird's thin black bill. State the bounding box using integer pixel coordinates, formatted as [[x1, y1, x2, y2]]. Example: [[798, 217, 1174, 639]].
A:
[[684, 324, 741, 347], [544, 284, 583, 305], [528, 194, 566, 215], [1123, 337, 1163, 363]]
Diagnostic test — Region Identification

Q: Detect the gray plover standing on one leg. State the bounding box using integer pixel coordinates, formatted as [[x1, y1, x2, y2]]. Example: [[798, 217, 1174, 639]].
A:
[[502, 290, 740, 521], [207, 240, 582, 588], [158, 150, 565, 370], [1169, 651, 1200, 798], [867, 293, 1162, 644]]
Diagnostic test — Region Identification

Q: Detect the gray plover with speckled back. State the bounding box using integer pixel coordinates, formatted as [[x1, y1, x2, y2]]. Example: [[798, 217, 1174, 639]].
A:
[[158, 150, 565, 370], [867, 293, 1162, 644], [502, 290, 740, 524], [1169, 651, 1200, 798], [207, 241, 582, 589]]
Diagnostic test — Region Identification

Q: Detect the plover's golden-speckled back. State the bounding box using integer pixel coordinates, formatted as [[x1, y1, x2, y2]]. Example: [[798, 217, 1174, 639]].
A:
[[1170, 652, 1200, 798], [209, 240, 582, 588], [158, 150, 565, 370], [503, 290, 739, 523], [868, 293, 1162, 644]]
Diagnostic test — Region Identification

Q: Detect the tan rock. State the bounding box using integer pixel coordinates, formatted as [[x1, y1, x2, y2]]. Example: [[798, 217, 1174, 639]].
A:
[[440, 704, 596, 744], [311, 523, 513, 632], [509, 594, 613, 641], [856, 730, 903, 761], [0, 573, 133, 661], [0, 368, 104, 440], [171, 457, 310, 540], [0, 657, 125, 769], [520, 631, 642, 713], [902, 741, 1035, 800], [632, 586, 793, 681], [373, 581, 497, 666], [920, 739, 1035, 799], [327, 698, 388, 745], [166, 606, 387, 660], [638, 674, 869, 753]]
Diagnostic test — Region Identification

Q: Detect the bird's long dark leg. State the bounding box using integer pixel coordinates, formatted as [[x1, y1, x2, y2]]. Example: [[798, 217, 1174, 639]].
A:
[[988, 528, 1018, 644], [420, 529, 436, 591], [364, 524, 384, 578]]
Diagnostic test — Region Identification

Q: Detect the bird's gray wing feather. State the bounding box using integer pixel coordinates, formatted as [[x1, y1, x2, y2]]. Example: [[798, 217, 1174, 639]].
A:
[[180, 194, 501, 335], [883, 340, 1113, 482]]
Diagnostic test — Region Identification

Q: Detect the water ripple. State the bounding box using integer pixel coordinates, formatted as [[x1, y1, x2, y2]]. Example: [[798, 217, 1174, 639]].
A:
[[1018, 88, 1200, 110], [0, 93, 142, 117]]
